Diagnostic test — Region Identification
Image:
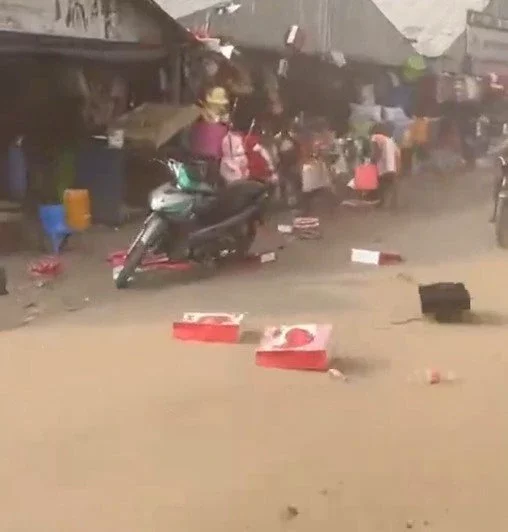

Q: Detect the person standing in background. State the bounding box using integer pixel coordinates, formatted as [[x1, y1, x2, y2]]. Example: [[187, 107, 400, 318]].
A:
[[370, 122, 401, 208]]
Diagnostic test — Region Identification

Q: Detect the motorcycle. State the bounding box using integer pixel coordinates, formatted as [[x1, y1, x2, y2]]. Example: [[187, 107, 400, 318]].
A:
[[114, 158, 270, 289], [492, 155, 508, 248]]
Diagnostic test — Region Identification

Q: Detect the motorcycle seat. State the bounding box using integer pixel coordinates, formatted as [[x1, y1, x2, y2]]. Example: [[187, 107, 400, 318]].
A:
[[196, 180, 268, 224], [222, 179, 267, 199]]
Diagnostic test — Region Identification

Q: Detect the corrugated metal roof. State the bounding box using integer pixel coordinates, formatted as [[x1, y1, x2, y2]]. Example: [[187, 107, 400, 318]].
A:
[[373, 0, 489, 57], [153, 0, 491, 64], [152, 0, 223, 19], [174, 0, 416, 66]]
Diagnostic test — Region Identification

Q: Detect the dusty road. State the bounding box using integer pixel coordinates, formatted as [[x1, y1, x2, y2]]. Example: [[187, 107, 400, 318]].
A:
[[1, 168, 508, 531]]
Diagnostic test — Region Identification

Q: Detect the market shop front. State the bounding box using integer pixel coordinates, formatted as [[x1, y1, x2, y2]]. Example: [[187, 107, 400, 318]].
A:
[[0, 0, 193, 252]]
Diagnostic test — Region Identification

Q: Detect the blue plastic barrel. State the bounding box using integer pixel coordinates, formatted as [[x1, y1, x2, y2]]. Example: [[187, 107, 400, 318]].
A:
[[38, 204, 71, 254], [75, 138, 125, 226]]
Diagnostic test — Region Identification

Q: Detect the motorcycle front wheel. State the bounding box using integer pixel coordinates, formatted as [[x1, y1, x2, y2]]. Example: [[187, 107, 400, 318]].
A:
[[115, 215, 166, 289], [496, 199, 508, 248]]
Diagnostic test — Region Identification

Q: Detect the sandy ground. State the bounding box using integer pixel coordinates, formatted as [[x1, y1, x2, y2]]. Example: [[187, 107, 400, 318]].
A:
[[1, 168, 508, 531]]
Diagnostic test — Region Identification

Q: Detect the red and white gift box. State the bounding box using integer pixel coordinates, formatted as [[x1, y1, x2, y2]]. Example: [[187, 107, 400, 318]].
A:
[[256, 324, 332, 371], [172, 312, 244, 343], [351, 248, 403, 266]]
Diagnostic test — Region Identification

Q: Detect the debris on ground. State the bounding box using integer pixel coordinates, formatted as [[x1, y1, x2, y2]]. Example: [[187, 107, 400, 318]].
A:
[[390, 317, 422, 326], [173, 312, 245, 343], [293, 217, 321, 239], [277, 224, 293, 234], [328, 368, 348, 382], [396, 272, 416, 284], [406, 520, 414, 529], [259, 251, 277, 264], [256, 324, 331, 371], [61, 296, 89, 313], [409, 370, 457, 385], [28, 257, 63, 278], [281, 505, 299, 521], [20, 302, 41, 326], [351, 248, 403, 265]]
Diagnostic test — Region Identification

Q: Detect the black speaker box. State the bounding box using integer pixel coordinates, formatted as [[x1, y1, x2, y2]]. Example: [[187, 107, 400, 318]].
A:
[[418, 282, 470, 322]]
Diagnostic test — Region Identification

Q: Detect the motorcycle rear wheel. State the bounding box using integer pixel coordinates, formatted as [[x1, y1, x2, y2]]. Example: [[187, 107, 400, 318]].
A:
[[496, 200, 508, 248]]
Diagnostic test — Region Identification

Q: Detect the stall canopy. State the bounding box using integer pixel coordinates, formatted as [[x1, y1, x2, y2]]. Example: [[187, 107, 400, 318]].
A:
[[152, 0, 225, 20], [374, 0, 490, 72], [156, 0, 417, 66]]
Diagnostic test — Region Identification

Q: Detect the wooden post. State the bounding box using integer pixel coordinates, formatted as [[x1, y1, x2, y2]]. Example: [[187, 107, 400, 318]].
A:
[[172, 48, 182, 104]]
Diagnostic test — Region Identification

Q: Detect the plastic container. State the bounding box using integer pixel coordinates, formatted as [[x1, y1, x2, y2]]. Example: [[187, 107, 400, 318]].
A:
[[63, 189, 91, 231], [38, 204, 71, 254], [75, 138, 125, 226], [354, 163, 379, 191]]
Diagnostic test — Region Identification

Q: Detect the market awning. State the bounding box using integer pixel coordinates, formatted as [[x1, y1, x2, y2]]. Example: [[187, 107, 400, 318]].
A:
[[0, 31, 171, 63]]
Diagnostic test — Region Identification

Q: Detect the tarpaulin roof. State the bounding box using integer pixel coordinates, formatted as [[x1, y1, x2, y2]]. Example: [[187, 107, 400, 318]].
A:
[[373, 0, 490, 58], [166, 0, 417, 66]]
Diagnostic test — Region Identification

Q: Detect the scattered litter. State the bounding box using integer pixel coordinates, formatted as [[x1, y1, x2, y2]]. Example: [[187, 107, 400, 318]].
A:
[[173, 312, 245, 343], [351, 248, 403, 265], [21, 315, 37, 326], [63, 301, 83, 313], [259, 251, 277, 264], [21, 302, 41, 326], [293, 217, 321, 239], [328, 368, 348, 382], [256, 324, 331, 371], [282, 506, 299, 521], [390, 317, 422, 326], [409, 369, 457, 385], [277, 224, 293, 234], [396, 272, 416, 284], [341, 198, 380, 208], [419, 282, 471, 323], [28, 257, 63, 277]]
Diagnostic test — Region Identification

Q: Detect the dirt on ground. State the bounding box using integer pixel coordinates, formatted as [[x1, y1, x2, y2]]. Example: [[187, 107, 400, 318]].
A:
[[1, 168, 507, 531]]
